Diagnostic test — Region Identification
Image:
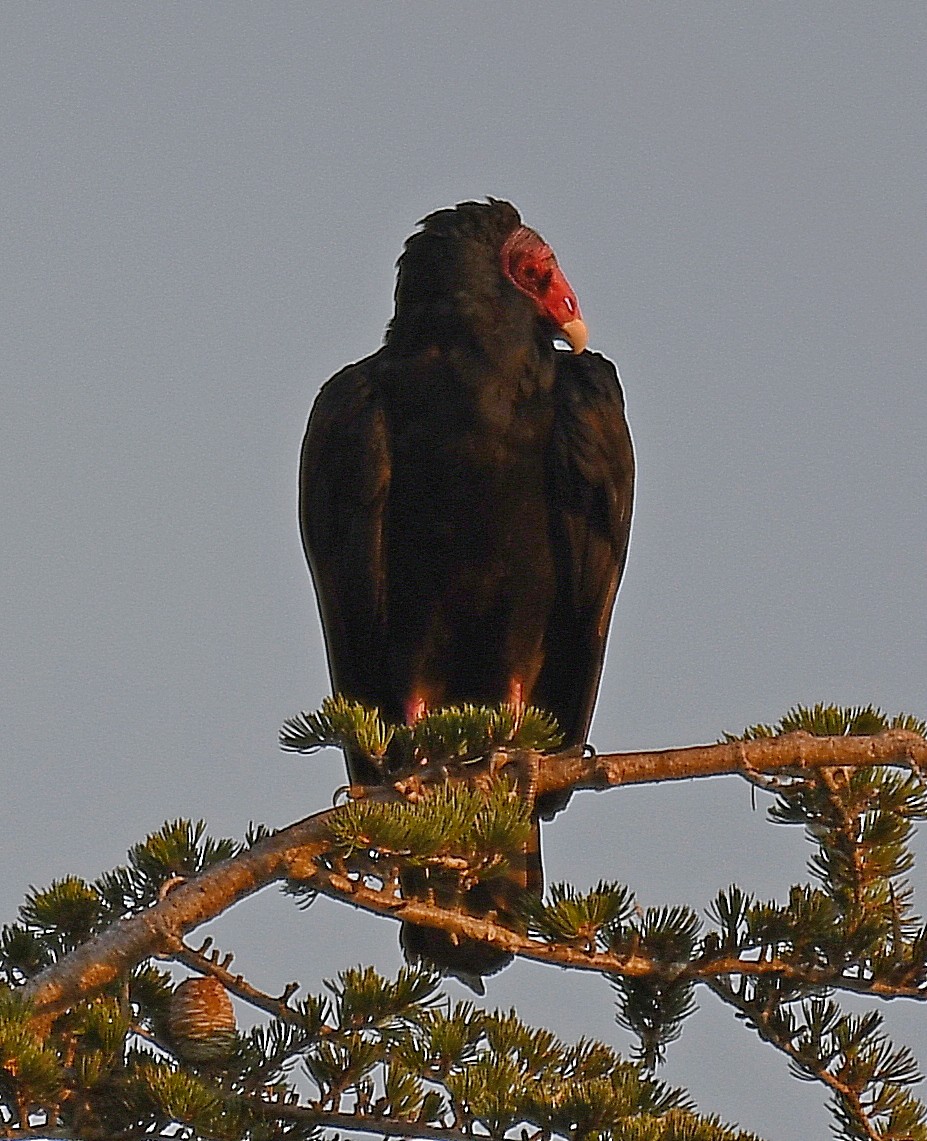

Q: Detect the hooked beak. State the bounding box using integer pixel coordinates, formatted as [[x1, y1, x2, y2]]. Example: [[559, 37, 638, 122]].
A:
[[560, 316, 588, 354]]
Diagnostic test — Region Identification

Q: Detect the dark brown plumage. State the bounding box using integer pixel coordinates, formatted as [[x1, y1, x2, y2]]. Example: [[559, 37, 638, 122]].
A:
[[300, 199, 634, 988]]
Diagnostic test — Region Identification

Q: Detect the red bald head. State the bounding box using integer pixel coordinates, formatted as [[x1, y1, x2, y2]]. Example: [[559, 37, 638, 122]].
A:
[[500, 225, 588, 353]]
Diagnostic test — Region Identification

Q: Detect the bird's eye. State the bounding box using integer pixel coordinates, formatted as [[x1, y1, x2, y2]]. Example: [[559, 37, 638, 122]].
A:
[[518, 258, 553, 295]]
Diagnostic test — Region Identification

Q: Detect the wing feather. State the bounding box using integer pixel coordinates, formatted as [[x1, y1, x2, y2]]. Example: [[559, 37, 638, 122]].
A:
[[535, 350, 634, 751], [299, 355, 392, 762]]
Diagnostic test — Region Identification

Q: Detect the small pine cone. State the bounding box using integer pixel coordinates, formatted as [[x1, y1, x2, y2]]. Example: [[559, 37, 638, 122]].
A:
[[168, 976, 237, 1063]]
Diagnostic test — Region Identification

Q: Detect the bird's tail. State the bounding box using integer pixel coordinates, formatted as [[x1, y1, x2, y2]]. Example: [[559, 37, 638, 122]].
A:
[[398, 816, 542, 992]]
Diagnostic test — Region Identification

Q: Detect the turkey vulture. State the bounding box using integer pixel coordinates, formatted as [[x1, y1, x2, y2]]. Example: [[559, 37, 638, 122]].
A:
[[300, 199, 634, 987]]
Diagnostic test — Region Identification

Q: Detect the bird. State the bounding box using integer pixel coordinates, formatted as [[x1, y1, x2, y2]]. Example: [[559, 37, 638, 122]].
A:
[[299, 199, 634, 988]]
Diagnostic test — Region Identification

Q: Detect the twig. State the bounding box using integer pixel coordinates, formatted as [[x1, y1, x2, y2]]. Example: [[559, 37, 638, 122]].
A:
[[703, 976, 883, 1141], [174, 939, 308, 1025], [248, 1099, 476, 1141]]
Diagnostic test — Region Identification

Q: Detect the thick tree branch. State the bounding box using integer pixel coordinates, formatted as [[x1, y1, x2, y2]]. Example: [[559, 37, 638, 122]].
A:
[[534, 728, 927, 802], [20, 730, 925, 1022], [22, 810, 340, 1022]]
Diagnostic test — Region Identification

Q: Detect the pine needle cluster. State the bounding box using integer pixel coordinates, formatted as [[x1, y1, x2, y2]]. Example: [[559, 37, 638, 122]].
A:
[[0, 961, 761, 1140], [523, 884, 701, 1068], [708, 703, 927, 1138], [327, 776, 533, 879], [730, 702, 926, 742], [721, 705, 927, 991], [1, 820, 237, 986], [280, 696, 562, 774]]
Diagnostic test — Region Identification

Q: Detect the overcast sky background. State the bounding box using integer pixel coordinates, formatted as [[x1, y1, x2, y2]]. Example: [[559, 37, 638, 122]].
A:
[[2, 4, 925, 1137]]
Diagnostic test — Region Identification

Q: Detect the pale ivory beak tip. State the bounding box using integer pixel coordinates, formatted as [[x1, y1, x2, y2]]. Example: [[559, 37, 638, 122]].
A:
[[562, 318, 588, 354]]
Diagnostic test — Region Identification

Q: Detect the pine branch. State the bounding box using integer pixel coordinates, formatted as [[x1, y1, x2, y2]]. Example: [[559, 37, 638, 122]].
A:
[[20, 808, 339, 1023], [20, 729, 924, 1023], [247, 1100, 476, 1141], [539, 728, 926, 803], [306, 861, 926, 999], [702, 978, 925, 1141], [704, 976, 880, 1141], [173, 938, 309, 1026]]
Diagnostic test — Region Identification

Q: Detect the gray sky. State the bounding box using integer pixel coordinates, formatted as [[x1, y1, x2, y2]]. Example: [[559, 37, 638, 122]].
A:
[[2, 4, 925, 1136]]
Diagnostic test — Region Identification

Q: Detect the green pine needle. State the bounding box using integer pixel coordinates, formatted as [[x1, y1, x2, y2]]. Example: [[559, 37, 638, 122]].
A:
[[280, 694, 395, 757], [523, 881, 635, 945], [610, 906, 701, 1068], [132, 1058, 226, 1128], [128, 819, 239, 882], [328, 964, 442, 1031], [727, 702, 926, 742], [280, 697, 562, 766], [402, 1001, 485, 1075], [20, 877, 104, 952], [409, 703, 562, 761], [326, 776, 533, 875], [0, 923, 50, 983], [0, 991, 63, 1105]]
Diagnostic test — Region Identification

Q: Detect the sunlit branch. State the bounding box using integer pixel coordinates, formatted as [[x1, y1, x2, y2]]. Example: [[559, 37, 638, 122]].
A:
[[174, 938, 307, 1026], [21, 729, 925, 1023], [703, 976, 883, 1141], [248, 1101, 475, 1141], [536, 728, 927, 801], [308, 861, 926, 1001]]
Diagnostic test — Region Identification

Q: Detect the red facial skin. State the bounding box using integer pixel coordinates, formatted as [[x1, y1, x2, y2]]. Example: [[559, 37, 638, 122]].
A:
[[500, 226, 588, 352]]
